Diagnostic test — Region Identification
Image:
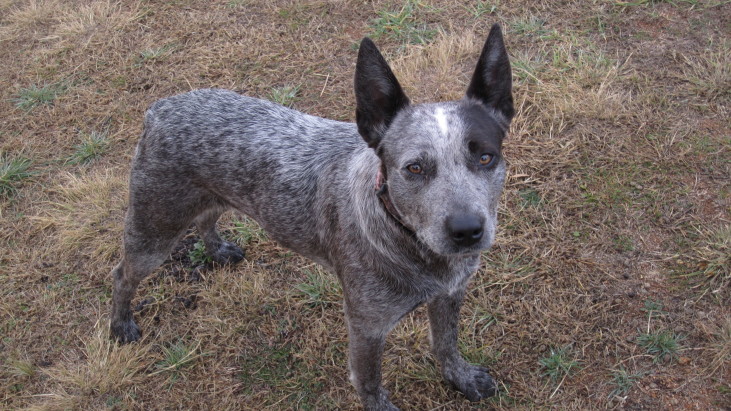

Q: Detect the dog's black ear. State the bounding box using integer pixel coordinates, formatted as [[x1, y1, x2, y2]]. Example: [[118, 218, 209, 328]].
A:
[[466, 24, 514, 121], [355, 38, 410, 149]]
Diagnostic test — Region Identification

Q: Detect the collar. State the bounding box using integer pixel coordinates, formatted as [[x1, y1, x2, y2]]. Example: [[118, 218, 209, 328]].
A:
[[374, 168, 412, 231]]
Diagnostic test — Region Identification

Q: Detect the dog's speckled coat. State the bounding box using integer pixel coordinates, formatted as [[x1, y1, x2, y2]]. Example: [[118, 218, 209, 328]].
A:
[[111, 24, 514, 410]]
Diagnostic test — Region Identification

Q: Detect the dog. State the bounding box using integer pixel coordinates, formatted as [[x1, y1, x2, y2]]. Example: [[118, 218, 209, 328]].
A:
[[110, 23, 514, 410]]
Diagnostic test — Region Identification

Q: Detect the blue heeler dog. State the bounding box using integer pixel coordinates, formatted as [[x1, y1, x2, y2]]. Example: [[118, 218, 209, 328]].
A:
[[111, 24, 514, 410]]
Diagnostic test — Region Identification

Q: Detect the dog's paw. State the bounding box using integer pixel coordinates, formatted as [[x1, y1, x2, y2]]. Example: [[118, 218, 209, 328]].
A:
[[361, 387, 400, 411], [210, 241, 245, 265], [445, 364, 497, 402], [110, 319, 141, 344]]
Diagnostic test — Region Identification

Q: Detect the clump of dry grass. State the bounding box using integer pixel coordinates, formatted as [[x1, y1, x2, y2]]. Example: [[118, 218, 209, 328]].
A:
[[26, 318, 151, 411], [33, 171, 126, 269]]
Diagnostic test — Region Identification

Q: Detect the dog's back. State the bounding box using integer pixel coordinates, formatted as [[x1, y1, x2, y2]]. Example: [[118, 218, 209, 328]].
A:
[[132, 89, 365, 263]]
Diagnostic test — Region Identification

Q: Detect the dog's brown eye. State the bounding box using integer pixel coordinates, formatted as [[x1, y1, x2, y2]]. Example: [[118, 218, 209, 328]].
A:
[[407, 164, 423, 174], [479, 154, 493, 166]]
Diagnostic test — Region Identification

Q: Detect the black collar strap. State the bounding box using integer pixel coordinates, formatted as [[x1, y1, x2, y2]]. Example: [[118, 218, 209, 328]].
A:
[[375, 169, 412, 232]]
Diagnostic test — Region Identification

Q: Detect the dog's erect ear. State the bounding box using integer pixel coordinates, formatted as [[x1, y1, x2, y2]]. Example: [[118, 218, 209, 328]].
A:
[[355, 38, 410, 149], [466, 24, 514, 121]]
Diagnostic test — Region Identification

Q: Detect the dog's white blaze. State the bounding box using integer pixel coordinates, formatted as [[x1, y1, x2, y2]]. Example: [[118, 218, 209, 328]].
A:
[[435, 108, 448, 135]]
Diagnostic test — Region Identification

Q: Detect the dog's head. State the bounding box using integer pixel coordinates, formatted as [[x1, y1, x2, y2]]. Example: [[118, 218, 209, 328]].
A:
[[355, 24, 514, 256]]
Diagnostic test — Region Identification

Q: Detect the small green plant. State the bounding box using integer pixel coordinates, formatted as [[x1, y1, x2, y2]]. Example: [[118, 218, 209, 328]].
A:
[[268, 85, 300, 107], [227, 0, 249, 7], [641, 299, 667, 319], [609, 367, 643, 397], [136, 44, 177, 66], [613, 235, 635, 252], [636, 330, 683, 363], [468, 0, 498, 17], [518, 188, 542, 208], [227, 217, 267, 246], [0, 153, 33, 198], [67, 130, 110, 165], [15, 83, 65, 110], [509, 16, 553, 39], [152, 340, 201, 384], [539, 346, 580, 381], [370, 0, 436, 45], [296, 269, 340, 308], [188, 240, 212, 266]]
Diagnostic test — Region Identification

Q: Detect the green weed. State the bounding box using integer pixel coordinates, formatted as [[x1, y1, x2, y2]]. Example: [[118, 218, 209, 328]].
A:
[[188, 240, 212, 266], [268, 85, 300, 107], [369, 0, 436, 45], [15, 82, 66, 110], [136, 44, 177, 65], [227, 217, 267, 246], [296, 268, 340, 308], [539, 346, 581, 382], [67, 130, 110, 165], [0, 153, 33, 198], [636, 330, 683, 363], [509, 16, 556, 40], [608, 367, 642, 397], [641, 299, 667, 319], [468, 0, 498, 17], [152, 340, 201, 383], [518, 188, 542, 208]]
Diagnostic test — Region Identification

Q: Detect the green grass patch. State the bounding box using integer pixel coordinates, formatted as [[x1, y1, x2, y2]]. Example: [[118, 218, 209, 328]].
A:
[[608, 366, 643, 397], [0, 153, 33, 198], [226, 217, 267, 246], [14, 82, 66, 110], [188, 240, 212, 266], [152, 340, 201, 385], [539, 346, 581, 382], [467, 0, 498, 17], [135, 43, 177, 66], [296, 268, 341, 308], [369, 0, 436, 46], [636, 330, 683, 363], [67, 130, 110, 165], [268, 85, 300, 107]]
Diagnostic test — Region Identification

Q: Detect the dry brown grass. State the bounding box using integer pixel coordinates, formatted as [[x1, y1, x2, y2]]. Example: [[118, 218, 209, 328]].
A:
[[1, 0, 729, 409]]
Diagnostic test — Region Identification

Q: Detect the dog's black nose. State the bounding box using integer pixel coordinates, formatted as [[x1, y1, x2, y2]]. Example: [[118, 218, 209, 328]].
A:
[[447, 214, 483, 247]]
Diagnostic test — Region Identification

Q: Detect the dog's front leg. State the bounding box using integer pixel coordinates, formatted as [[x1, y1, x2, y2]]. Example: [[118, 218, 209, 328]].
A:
[[346, 312, 399, 410], [428, 290, 497, 401]]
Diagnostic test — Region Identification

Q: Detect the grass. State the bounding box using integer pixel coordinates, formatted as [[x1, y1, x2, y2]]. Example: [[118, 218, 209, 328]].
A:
[[468, 1, 499, 17], [0, 0, 729, 409], [187, 240, 212, 266], [296, 268, 341, 308], [226, 217, 268, 246], [0, 153, 33, 198], [636, 330, 684, 363], [369, 0, 436, 46], [268, 85, 300, 107], [539, 346, 581, 382], [67, 130, 110, 165], [14, 82, 66, 110], [608, 367, 643, 397]]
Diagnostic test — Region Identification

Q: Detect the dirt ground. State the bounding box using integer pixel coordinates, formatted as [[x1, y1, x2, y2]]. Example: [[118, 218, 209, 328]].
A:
[[0, 0, 728, 409]]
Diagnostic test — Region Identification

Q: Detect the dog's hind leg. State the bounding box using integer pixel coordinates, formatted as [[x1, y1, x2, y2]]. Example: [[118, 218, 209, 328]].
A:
[[428, 290, 497, 401], [110, 187, 216, 343], [110, 226, 184, 343], [194, 208, 245, 265]]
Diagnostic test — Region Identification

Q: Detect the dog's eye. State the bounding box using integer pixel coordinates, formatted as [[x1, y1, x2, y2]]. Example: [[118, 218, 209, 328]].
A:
[[406, 163, 423, 174], [479, 154, 494, 166]]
